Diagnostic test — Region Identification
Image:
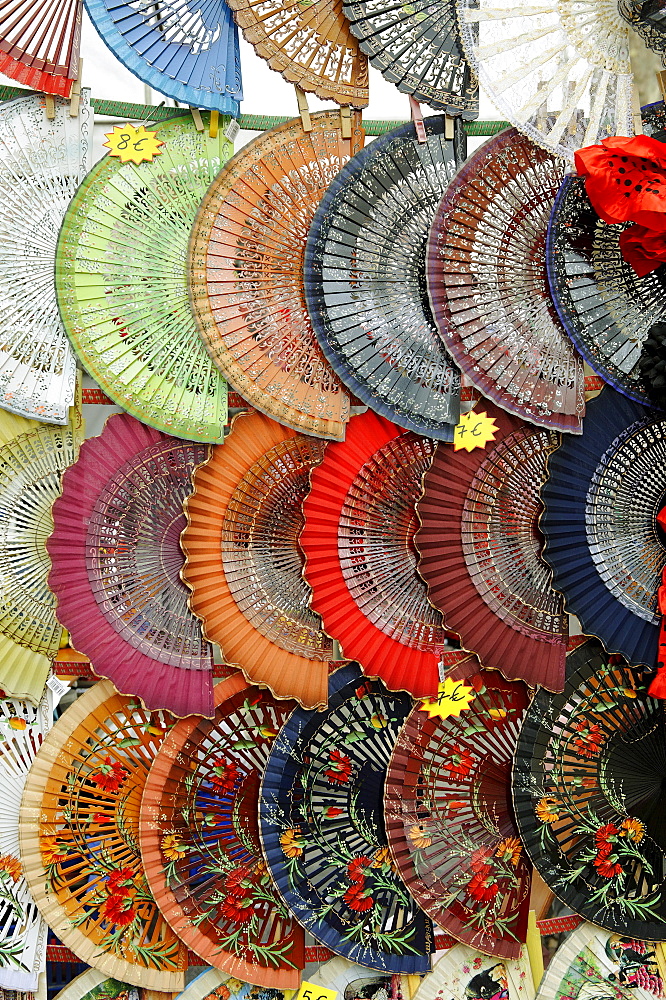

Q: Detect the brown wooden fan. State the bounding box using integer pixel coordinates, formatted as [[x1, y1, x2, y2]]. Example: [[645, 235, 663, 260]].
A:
[[0, 0, 81, 96], [227, 0, 368, 106]]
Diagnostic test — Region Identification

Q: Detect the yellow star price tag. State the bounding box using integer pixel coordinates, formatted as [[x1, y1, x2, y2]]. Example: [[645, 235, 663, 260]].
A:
[[103, 123, 165, 164], [453, 409, 499, 453], [295, 983, 337, 1000], [419, 677, 475, 719]]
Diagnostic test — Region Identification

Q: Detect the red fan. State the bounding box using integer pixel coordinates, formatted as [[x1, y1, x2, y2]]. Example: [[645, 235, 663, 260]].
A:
[[301, 410, 445, 699], [415, 399, 567, 692], [385, 670, 531, 959], [0, 0, 81, 96]]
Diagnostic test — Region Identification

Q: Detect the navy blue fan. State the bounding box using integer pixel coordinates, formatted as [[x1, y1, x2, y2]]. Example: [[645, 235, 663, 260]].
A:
[[541, 387, 666, 668], [84, 0, 242, 113], [259, 662, 433, 974], [303, 116, 464, 441]]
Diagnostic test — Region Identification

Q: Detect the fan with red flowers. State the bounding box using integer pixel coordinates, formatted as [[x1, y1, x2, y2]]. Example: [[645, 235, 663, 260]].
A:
[[415, 398, 568, 692], [301, 409, 446, 699], [385, 670, 531, 959], [140, 673, 305, 987]]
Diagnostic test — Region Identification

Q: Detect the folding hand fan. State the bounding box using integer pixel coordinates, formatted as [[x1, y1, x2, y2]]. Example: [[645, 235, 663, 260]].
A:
[[308, 956, 405, 1000], [52, 970, 136, 1000], [175, 967, 295, 1000], [56, 113, 232, 443], [189, 112, 364, 441], [300, 409, 445, 699], [385, 671, 531, 959], [304, 116, 464, 441], [411, 945, 535, 1000], [181, 409, 333, 710], [619, 1, 666, 56], [0, 92, 90, 425], [84, 0, 241, 113], [0, 688, 55, 991], [0, 0, 80, 95], [140, 673, 304, 987], [342, 1, 477, 115], [546, 102, 666, 407], [415, 399, 568, 693], [47, 411, 215, 718], [19, 679, 188, 989], [455, 0, 634, 161], [540, 388, 666, 669], [259, 662, 433, 974], [513, 637, 666, 939], [224, 0, 367, 106], [534, 922, 666, 999], [427, 127, 585, 434]]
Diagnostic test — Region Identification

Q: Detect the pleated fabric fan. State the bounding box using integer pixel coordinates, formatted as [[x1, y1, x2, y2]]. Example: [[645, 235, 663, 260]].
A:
[[189, 112, 364, 441], [51, 971, 137, 1000], [546, 101, 666, 407], [0, 91, 91, 425], [619, 2, 666, 57], [541, 388, 666, 669], [259, 662, 433, 974], [411, 945, 535, 1000], [19, 680, 187, 989], [140, 673, 305, 986], [304, 116, 464, 441], [56, 114, 232, 443], [300, 409, 445, 699], [182, 409, 333, 710], [47, 412, 215, 718], [225, 0, 367, 106], [415, 399, 568, 693], [84, 0, 241, 113], [0, 0, 81, 95], [513, 638, 666, 939], [0, 688, 55, 991], [342, 1, 477, 116], [175, 967, 295, 1000], [428, 127, 585, 433], [535, 922, 666, 999], [308, 956, 406, 999], [385, 671, 531, 959], [455, 0, 634, 161]]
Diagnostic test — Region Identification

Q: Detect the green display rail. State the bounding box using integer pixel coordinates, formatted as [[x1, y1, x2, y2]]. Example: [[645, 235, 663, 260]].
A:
[[0, 82, 509, 136]]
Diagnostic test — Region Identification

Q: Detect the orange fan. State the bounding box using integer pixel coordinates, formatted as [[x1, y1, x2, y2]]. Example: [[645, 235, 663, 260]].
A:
[[140, 674, 304, 987], [301, 409, 445, 699], [226, 0, 368, 106], [0, 0, 81, 96], [189, 112, 364, 441], [182, 409, 334, 709]]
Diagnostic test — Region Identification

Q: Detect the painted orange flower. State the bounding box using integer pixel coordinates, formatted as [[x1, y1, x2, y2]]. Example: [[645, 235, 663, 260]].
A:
[[279, 827, 305, 858], [0, 855, 21, 882], [496, 837, 522, 867], [620, 817, 645, 843], [408, 824, 432, 849], [535, 797, 559, 824], [41, 833, 69, 866], [161, 833, 188, 862], [370, 847, 392, 868]]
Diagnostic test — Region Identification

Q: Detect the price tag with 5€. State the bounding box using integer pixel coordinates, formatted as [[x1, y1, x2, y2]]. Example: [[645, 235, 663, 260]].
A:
[[295, 983, 337, 1000]]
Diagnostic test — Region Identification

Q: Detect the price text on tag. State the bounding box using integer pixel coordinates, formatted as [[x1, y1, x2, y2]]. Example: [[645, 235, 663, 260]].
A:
[[295, 983, 337, 1000], [103, 123, 165, 164], [453, 409, 498, 453]]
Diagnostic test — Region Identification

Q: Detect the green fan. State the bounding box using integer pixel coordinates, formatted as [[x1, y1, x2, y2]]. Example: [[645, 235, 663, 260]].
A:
[[56, 114, 232, 443]]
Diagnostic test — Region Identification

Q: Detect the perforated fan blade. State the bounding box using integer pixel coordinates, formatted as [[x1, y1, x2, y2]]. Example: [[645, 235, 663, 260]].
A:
[[411, 945, 535, 1000], [541, 388, 665, 668], [19, 680, 187, 989], [0, 0, 80, 95], [513, 639, 666, 939], [428, 127, 584, 433], [182, 409, 333, 710], [415, 399, 567, 693], [304, 116, 464, 441], [225, 0, 367, 106], [0, 92, 90, 424], [343, 1, 477, 115], [535, 922, 666, 999], [48, 411, 215, 718], [84, 0, 241, 113], [140, 675, 304, 986], [301, 410, 444, 698], [455, 0, 634, 162], [56, 114, 231, 443], [189, 112, 364, 441], [386, 671, 530, 959], [259, 662, 433, 974]]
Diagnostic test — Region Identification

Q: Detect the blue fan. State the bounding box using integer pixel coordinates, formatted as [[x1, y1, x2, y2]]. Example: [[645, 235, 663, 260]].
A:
[[259, 662, 433, 974], [84, 0, 242, 113], [541, 387, 666, 667]]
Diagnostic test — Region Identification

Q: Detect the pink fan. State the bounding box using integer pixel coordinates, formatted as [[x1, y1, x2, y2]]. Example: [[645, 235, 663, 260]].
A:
[[47, 412, 215, 717]]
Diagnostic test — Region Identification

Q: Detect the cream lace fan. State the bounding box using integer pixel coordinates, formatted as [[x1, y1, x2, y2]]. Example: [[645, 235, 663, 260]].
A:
[[0, 92, 91, 424], [456, 0, 634, 160]]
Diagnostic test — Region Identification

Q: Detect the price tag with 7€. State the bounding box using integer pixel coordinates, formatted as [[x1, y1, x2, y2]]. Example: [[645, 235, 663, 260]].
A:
[[103, 123, 165, 164], [453, 409, 498, 453], [295, 983, 337, 1000]]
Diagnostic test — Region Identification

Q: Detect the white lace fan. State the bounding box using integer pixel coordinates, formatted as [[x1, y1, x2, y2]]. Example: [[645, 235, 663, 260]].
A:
[[455, 0, 634, 161], [0, 686, 55, 991], [412, 945, 535, 1000], [0, 91, 91, 424]]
